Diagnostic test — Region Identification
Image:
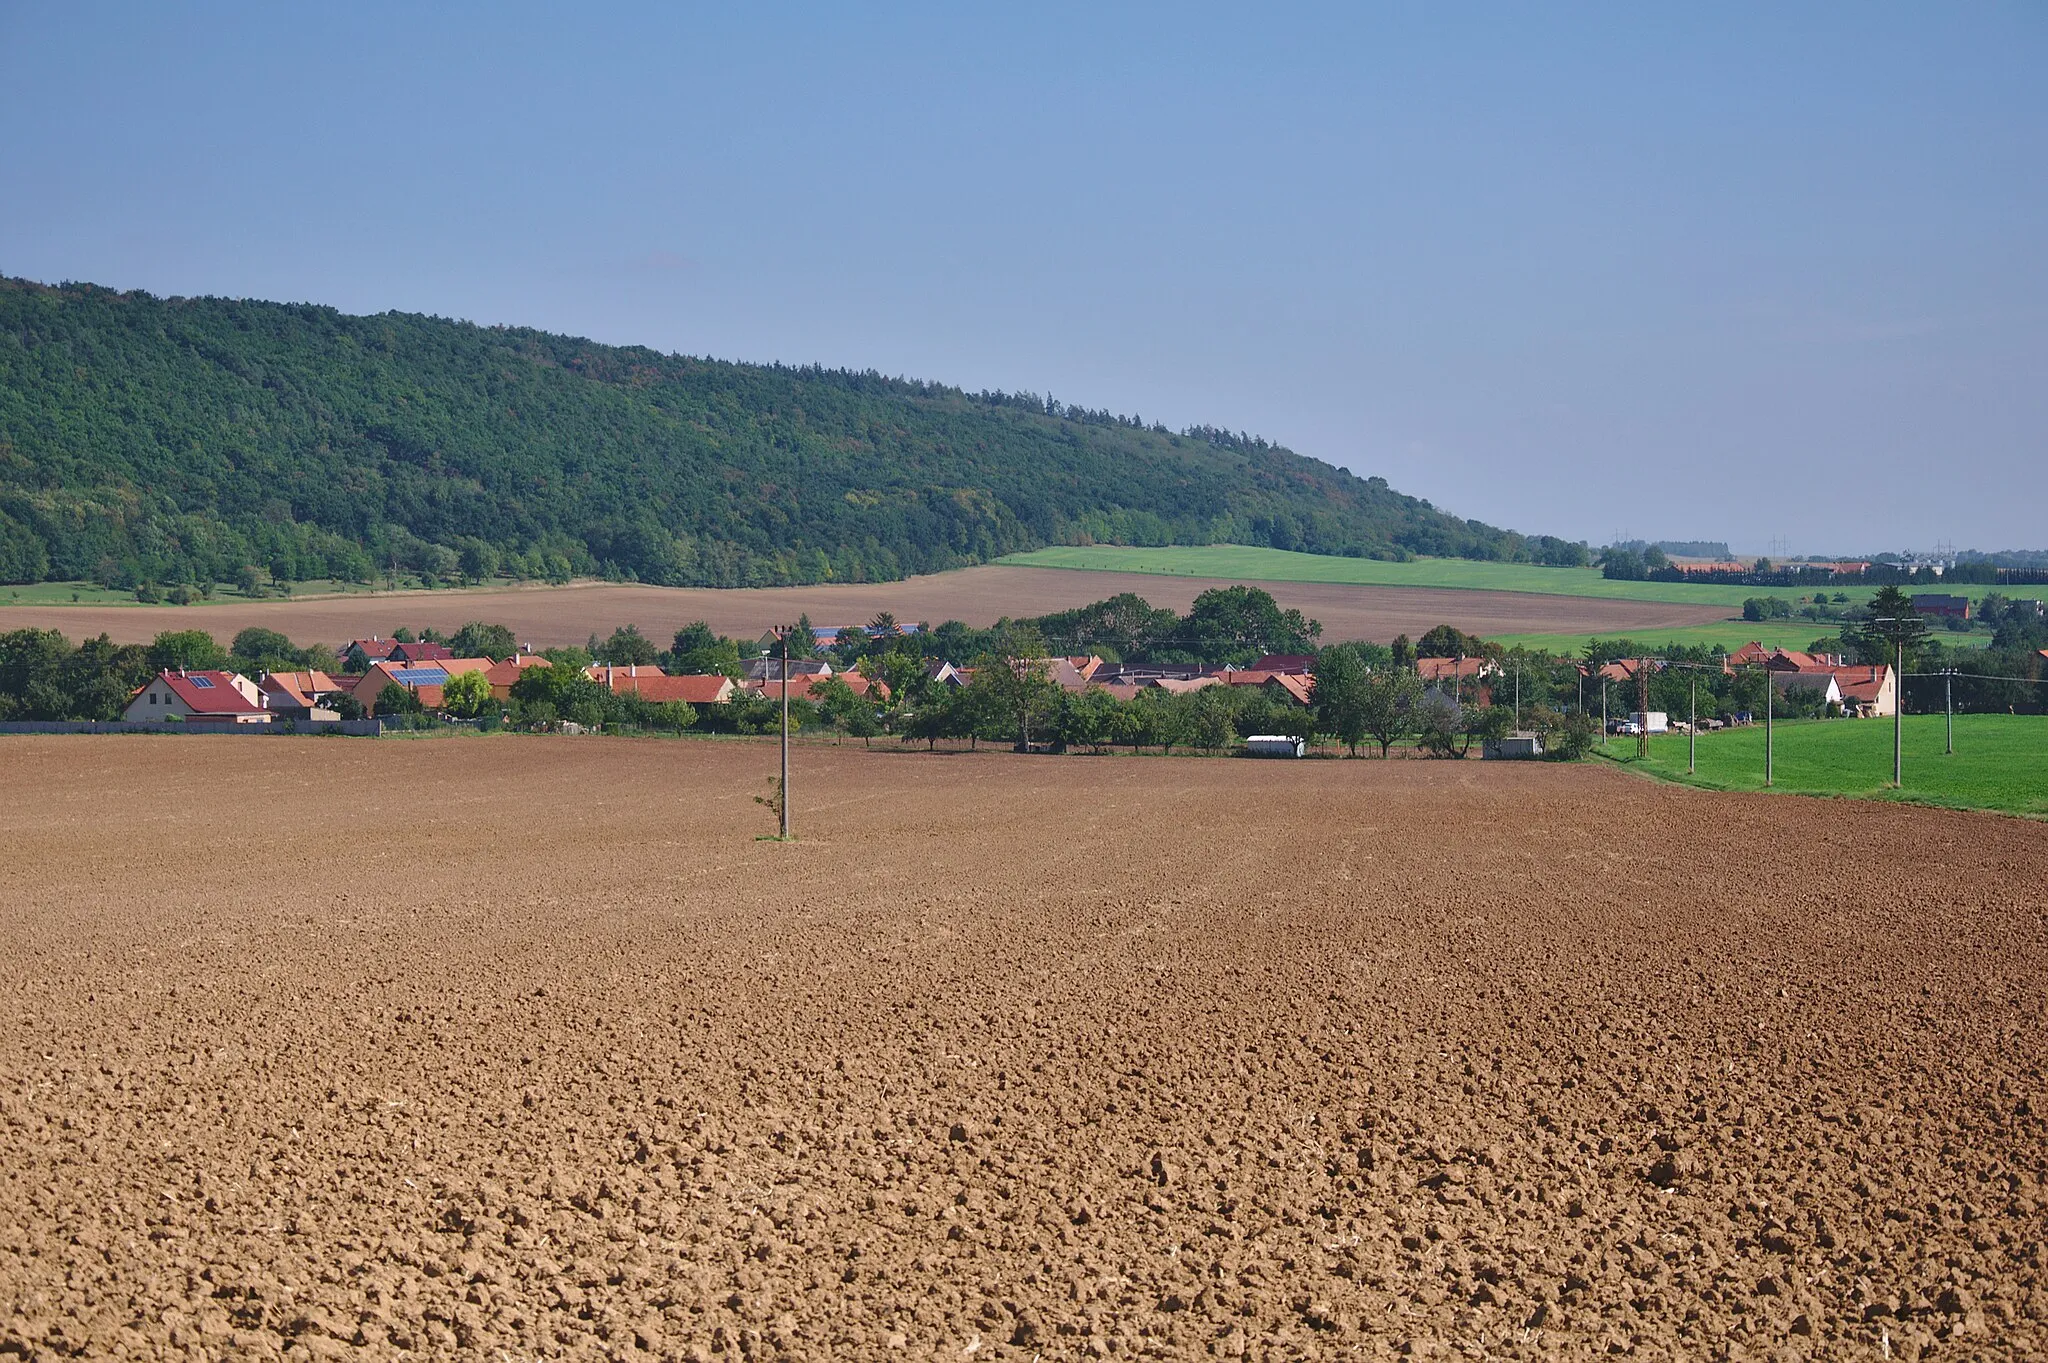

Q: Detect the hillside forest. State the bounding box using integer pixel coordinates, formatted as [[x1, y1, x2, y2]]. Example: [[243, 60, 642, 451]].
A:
[[0, 278, 1591, 592]]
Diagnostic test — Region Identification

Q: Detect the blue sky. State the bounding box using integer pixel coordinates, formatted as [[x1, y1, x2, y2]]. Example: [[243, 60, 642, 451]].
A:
[[3, 3, 2042, 554]]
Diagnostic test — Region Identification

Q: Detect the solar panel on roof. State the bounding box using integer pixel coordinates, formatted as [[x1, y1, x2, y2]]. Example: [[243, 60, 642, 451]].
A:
[[190, 676, 215, 688], [390, 668, 447, 684]]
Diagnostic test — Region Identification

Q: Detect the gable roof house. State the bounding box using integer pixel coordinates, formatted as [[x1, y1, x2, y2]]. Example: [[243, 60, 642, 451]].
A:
[[586, 663, 667, 691], [1769, 669, 1843, 708], [389, 640, 455, 663], [1827, 664, 1896, 718], [339, 637, 400, 671], [484, 653, 552, 700], [625, 674, 737, 705], [256, 670, 345, 720], [1250, 654, 1316, 675], [124, 670, 270, 724], [1421, 656, 1500, 683], [1215, 669, 1314, 705]]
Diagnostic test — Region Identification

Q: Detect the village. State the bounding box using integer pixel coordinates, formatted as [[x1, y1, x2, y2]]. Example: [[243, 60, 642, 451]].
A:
[[111, 617, 1904, 759]]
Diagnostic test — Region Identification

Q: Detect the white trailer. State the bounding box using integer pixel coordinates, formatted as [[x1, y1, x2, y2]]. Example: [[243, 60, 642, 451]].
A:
[[1245, 735, 1306, 757], [1629, 711, 1670, 734]]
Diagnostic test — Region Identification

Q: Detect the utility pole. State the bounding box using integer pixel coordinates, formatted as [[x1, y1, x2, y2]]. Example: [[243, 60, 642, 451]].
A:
[[1945, 668, 1954, 755], [1893, 638, 1903, 789], [1689, 671, 1697, 776], [1514, 663, 1521, 729], [779, 627, 792, 839], [1601, 676, 1608, 749], [1637, 657, 1651, 761], [1765, 669, 1774, 788]]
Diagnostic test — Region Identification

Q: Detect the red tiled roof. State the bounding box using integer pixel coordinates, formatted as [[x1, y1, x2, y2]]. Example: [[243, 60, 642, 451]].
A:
[[1421, 656, 1493, 680], [625, 674, 734, 705], [586, 663, 668, 693], [1829, 665, 1893, 704], [154, 670, 261, 715], [390, 641, 454, 662], [484, 655, 551, 687], [1250, 654, 1315, 674]]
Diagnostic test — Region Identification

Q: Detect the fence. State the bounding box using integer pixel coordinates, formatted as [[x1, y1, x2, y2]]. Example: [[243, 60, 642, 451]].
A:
[[0, 719, 384, 737]]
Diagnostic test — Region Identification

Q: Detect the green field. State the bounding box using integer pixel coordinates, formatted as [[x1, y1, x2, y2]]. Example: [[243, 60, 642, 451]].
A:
[[1602, 713, 2048, 818], [1001, 544, 2010, 611]]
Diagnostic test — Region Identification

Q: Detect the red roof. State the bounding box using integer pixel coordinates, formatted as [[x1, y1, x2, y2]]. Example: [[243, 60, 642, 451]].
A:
[[742, 674, 871, 702], [1250, 654, 1315, 674], [1422, 656, 1494, 681], [1830, 665, 1893, 704], [343, 638, 398, 661], [151, 670, 261, 715], [624, 674, 734, 704], [586, 663, 668, 693], [390, 641, 453, 662]]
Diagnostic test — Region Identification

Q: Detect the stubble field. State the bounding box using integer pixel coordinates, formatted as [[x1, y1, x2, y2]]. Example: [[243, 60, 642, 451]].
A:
[[0, 565, 1734, 649], [2, 737, 2045, 1361]]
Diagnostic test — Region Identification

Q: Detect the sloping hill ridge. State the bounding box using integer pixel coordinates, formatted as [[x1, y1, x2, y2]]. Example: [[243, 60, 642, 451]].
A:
[[0, 277, 1580, 588]]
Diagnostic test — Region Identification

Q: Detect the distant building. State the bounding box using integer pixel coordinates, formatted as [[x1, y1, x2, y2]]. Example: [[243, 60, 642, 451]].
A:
[[124, 670, 269, 724], [256, 670, 344, 721], [1911, 594, 1971, 621], [1249, 654, 1316, 675]]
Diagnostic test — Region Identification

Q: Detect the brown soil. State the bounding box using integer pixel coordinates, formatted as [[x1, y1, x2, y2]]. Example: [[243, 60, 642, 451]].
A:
[[2, 737, 2043, 1360], [0, 566, 1734, 649]]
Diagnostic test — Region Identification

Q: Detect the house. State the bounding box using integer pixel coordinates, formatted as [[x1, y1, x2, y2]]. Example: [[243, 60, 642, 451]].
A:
[[348, 661, 458, 712], [124, 670, 270, 724], [743, 673, 876, 704], [1912, 594, 1972, 621], [1048, 657, 1105, 694], [1828, 664, 1897, 718], [389, 640, 455, 663], [1763, 649, 1844, 672], [257, 670, 344, 720], [741, 656, 833, 683], [484, 653, 552, 700], [1726, 642, 1772, 669], [925, 660, 967, 688], [586, 663, 667, 692], [1151, 675, 1221, 695], [339, 637, 400, 671], [1250, 654, 1315, 675], [1421, 656, 1498, 683], [626, 674, 736, 705], [1769, 670, 1843, 708], [1215, 669, 1313, 705]]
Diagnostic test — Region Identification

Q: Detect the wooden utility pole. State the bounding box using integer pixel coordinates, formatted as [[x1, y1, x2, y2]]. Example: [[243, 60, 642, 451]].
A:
[[1637, 656, 1651, 761], [779, 627, 792, 839]]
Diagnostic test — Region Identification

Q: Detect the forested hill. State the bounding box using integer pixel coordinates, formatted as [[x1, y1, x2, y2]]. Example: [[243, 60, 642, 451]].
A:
[[0, 277, 1581, 589]]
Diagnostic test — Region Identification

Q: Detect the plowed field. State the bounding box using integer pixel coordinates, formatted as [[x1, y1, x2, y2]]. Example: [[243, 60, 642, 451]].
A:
[[3, 737, 2044, 1360], [0, 565, 1734, 649]]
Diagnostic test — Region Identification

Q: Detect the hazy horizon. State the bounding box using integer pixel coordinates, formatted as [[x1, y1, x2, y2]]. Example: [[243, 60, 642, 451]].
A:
[[3, 4, 2041, 557]]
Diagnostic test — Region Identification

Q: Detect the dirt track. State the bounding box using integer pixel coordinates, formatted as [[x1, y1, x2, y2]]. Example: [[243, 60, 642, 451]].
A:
[[0, 567, 1733, 649], [3, 737, 2044, 1360]]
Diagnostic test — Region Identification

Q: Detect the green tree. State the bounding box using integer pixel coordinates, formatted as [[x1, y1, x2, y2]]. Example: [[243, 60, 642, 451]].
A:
[[971, 625, 1061, 750], [372, 681, 422, 716], [451, 621, 518, 660], [668, 622, 741, 677], [1177, 586, 1320, 667], [596, 624, 660, 666], [1851, 585, 1932, 667], [440, 669, 493, 718], [230, 627, 304, 671], [148, 629, 228, 674], [1359, 668, 1424, 757], [1312, 645, 1371, 755]]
